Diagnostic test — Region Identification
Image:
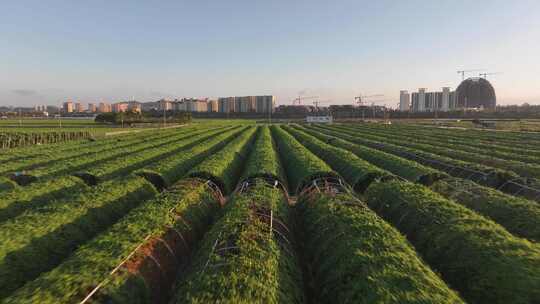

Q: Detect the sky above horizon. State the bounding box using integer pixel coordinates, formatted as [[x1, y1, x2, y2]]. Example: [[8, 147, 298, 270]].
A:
[[1, 0, 539, 107]]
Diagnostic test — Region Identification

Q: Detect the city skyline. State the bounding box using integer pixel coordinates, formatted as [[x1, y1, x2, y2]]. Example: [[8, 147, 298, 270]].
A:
[[1, 0, 539, 107]]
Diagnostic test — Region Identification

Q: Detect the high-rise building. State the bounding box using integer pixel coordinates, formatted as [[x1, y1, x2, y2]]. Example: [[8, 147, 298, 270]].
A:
[[98, 102, 112, 113], [63, 101, 73, 113], [255, 95, 275, 113], [217, 95, 275, 113], [418, 88, 426, 112], [410, 87, 457, 113], [218, 97, 236, 113], [185, 98, 207, 112], [112, 102, 129, 112], [441, 87, 450, 112], [157, 99, 172, 111], [88, 103, 97, 112], [75, 102, 84, 113], [399, 90, 410, 111], [207, 100, 218, 112], [237, 96, 256, 112]]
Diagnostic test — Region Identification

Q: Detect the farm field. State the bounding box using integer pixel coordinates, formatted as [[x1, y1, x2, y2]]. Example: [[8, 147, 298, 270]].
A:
[[0, 121, 539, 303], [0, 118, 191, 149]]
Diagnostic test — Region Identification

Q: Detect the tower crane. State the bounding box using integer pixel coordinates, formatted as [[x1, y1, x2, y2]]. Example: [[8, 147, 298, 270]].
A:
[[312, 100, 332, 112], [368, 100, 392, 122], [457, 69, 485, 81], [354, 94, 383, 121], [479, 72, 502, 79], [354, 94, 384, 106], [292, 95, 319, 106]]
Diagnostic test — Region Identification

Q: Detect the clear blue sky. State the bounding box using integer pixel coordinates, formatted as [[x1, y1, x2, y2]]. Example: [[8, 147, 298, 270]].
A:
[[1, 0, 539, 107]]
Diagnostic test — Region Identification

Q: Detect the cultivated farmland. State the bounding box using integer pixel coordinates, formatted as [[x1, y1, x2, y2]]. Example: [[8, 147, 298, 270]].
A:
[[0, 121, 539, 304]]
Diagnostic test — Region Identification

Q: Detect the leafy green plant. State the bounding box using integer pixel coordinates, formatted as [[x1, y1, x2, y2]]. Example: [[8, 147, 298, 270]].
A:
[[171, 181, 304, 303], [294, 125, 446, 186], [270, 125, 338, 194], [296, 190, 464, 303], [135, 126, 245, 189], [240, 126, 286, 184], [309, 125, 521, 190], [187, 126, 257, 194], [365, 180, 540, 304], [282, 125, 393, 191], [430, 177, 540, 242], [0, 175, 158, 299]]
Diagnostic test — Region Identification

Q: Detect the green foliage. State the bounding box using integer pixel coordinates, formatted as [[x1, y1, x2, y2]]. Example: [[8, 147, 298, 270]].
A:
[[296, 125, 447, 186], [0, 176, 87, 223], [342, 123, 540, 164], [0, 177, 17, 192], [270, 125, 337, 194], [171, 181, 304, 304], [81, 127, 229, 181], [296, 191, 464, 303], [95, 111, 191, 125], [187, 126, 257, 194], [310, 124, 521, 189], [240, 126, 286, 184], [431, 177, 540, 242], [136, 126, 244, 188], [331, 124, 540, 181], [0, 130, 91, 149], [0, 127, 187, 176], [282, 125, 392, 192], [3, 178, 220, 303], [0, 175, 158, 298], [365, 180, 540, 304]]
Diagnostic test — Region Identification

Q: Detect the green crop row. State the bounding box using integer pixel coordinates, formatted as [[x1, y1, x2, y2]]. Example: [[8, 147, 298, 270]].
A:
[[1, 178, 220, 304], [281, 125, 391, 192], [136, 126, 246, 189], [341, 123, 540, 166], [0, 127, 169, 165], [0, 127, 223, 222], [330, 124, 540, 195], [270, 125, 337, 194], [0, 131, 91, 149], [307, 125, 522, 190], [0, 175, 158, 298], [292, 125, 446, 186], [171, 181, 304, 303], [430, 178, 540, 242], [0, 177, 17, 193], [365, 180, 540, 304], [0, 176, 88, 223], [0, 126, 173, 167], [78, 126, 232, 184], [0, 127, 193, 176], [331, 124, 540, 180], [357, 122, 540, 149], [187, 126, 257, 194], [18, 127, 214, 180], [348, 123, 540, 159], [296, 190, 463, 303], [240, 126, 286, 184]]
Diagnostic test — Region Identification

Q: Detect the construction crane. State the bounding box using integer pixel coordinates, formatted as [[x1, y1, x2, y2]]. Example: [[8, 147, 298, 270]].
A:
[[354, 94, 384, 106], [312, 100, 332, 112], [368, 100, 392, 122], [457, 69, 485, 81], [354, 94, 383, 121], [292, 95, 319, 106], [479, 72, 502, 79]]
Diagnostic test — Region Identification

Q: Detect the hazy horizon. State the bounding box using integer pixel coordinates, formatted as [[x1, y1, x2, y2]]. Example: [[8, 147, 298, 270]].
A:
[[2, 0, 539, 107]]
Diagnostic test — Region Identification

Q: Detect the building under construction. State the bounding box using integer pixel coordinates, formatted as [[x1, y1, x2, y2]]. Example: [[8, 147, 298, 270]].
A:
[[403, 77, 496, 112]]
